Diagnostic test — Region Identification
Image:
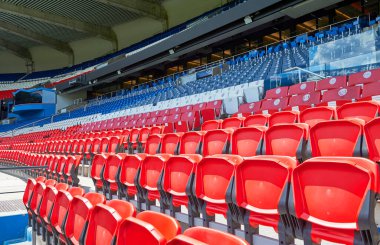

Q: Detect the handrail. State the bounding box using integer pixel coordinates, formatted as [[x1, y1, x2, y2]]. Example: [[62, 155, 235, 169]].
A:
[[284, 66, 329, 82]]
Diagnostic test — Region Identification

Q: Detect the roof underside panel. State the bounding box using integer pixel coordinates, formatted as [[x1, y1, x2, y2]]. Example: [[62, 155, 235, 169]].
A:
[[1, 0, 142, 26]]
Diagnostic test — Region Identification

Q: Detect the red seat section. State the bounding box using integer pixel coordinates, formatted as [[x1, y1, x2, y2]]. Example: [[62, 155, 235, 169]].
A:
[[265, 86, 289, 99], [260, 98, 289, 114], [243, 114, 270, 127], [348, 68, 380, 86], [236, 102, 261, 116], [364, 117, 380, 162], [337, 101, 379, 123], [265, 123, 309, 162], [116, 211, 181, 245], [195, 155, 243, 231], [234, 155, 297, 244], [231, 126, 266, 157], [290, 157, 379, 245], [268, 111, 299, 127], [299, 106, 336, 127], [288, 81, 316, 95], [144, 134, 163, 154], [288, 91, 321, 111], [320, 86, 361, 106], [315, 76, 347, 91], [103, 154, 124, 199], [168, 227, 249, 245], [362, 81, 380, 100], [309, 119, 364, 157]]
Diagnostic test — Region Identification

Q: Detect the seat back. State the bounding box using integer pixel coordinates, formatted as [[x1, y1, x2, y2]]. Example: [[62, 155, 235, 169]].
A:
[[337, 101, 379, 123], [348, 68, 380, 86], [202, 129, 232, 156], [84, 204, 122, 245], [310, 119, 363, 157], [161, 133, 182, 154], [179, 132, 204, 154], [268, 111, 299, 127], [265, 86, 289, 99], [265, 123, 309, 161], [222, 117, 244, 129], [243, 114, 269, 127], [201, 120, 222, 131], [235, 156, 296, 231], [137, 211, 181, 241], [83, 192, 106, 206], [106, 200, 136, 219], [144, 134, 163, 154], [364, 117, 380, 162], [50, 190, 73, 234], [38, 185, 58, 222], [90, 154, 108, 188], [103, 154, 123, 189], [231, 126, 266, 157], [299, 106, 336, 127], [316, 76, 347, 91], [195, 155, 243, 217], [163, 155, 202, 208], [288, 81, 316, 95], [118, 154, 146, 197], [291, 157, 378, 244]]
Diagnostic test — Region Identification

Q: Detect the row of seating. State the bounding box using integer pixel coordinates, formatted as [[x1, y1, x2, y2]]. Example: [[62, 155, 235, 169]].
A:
[[23, 176, 249, 245], [74, 153, 380, 244]]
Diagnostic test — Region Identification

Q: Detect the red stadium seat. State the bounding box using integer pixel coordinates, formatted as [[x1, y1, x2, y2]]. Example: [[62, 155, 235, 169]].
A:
[[144, 134, 163, 154], [348, 68, 380, 86], [63, 155, 83, 186], [117, 154, 147, 202], [265, 123, 309, 162], [106, 199, 136, 219], [38, 185, 60, 242], [288, 81, 316, 95], [202, 129, 233, 156], [168, 226, 249, 245], [290, 157, 379, 245], [288, 91, 321, 111], [116, 211, 181, 245], [179, 131, 204, 154], [320, 86, 361, 106], [138, 154, 171, 211], [82, 204, 122, 245], [268, 111, 299, 127], [90, 154, 108, 192], [195, 155, 243, 231], [222, 117, 245, 129], [299, 106, 336, 127], [260, 98, 289, 114], [337, 101, 379, 122], [309, 119, 364, 157], [161, 133, 183, 154], [23, 177, 46, 225], [234, 156, 297, 244], [361, 81, 380, 101], [265, 86, 289, 99], [201, 119, 222, 131], [243, 114, 270, 127], [235, 102, 262, 116], [315, 76, 347, 91], [50, 190, 74, 244], [231, 126, 266, 157], [103, 154, 125, 199], [64, 194, 105, 245], [364, 117, 380, 162], [162, 154, 202, 225]]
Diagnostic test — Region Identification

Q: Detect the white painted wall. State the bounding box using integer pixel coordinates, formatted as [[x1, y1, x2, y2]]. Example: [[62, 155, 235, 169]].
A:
[[56, 89, 87, 111]]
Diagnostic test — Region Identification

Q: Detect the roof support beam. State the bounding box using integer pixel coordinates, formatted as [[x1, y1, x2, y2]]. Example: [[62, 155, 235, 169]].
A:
[[0, 1, 118, 48], [97, 0, 168, 29], [0, 38, 32, 61], [0, 20, 74, 64]]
